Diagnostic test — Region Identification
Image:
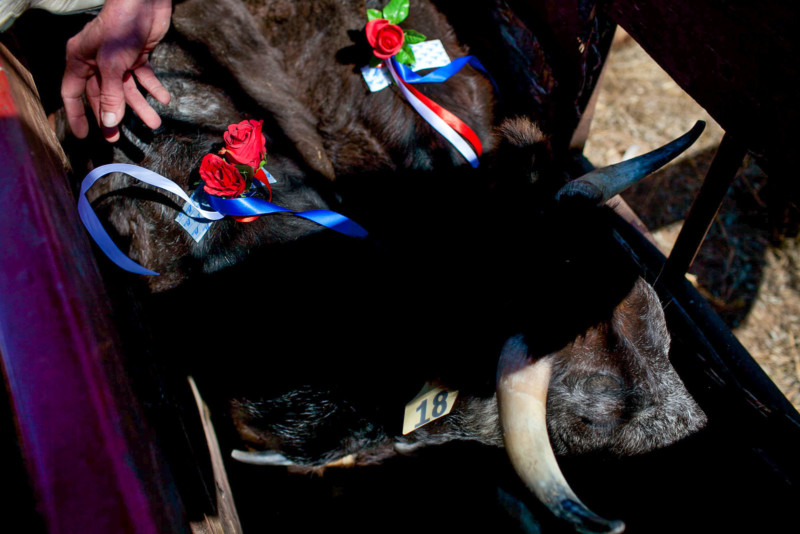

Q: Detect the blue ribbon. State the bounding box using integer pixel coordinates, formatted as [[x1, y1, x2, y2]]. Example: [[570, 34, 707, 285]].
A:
[[78, 164, 367, 276], [202, 188, 368, 239], [391, 55, 497, 92]]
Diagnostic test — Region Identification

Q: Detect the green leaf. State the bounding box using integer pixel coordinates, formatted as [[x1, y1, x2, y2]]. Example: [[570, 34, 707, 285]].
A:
[[366, 9, 382, 21], [368, 55, 383, 68], [394, 44, 416, 66], [235, 164, 253, 190], [235, 164, 252, 179], [382, 0, 408, 24], [403, 29, 426, 45]]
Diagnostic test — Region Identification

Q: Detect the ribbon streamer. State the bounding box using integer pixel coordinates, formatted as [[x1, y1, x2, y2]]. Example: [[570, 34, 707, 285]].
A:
[[388, 54, 494, 167], [78, 163, 367, 276], [387, 60, 480, 167], [398, 74, 484, 157]]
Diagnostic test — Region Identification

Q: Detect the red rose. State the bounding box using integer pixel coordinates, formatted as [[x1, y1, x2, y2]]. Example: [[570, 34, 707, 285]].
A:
[[199, 153, 246, 198], [365, 19, 405, 59], [222, 119, 267, 168]]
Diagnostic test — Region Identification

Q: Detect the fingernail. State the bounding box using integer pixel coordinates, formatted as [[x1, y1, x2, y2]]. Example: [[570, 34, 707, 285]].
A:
[[102, 112, 117, 128]]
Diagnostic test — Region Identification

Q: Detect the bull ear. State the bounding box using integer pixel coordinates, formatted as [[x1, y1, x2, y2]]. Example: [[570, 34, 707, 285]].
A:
[[497, 335, 625, 534], [556, 121, 705, 204], [489, 117, 558, 189]]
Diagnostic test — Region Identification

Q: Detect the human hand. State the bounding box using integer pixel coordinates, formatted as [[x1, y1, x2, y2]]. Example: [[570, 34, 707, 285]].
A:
[[61, 0, 172, 142]]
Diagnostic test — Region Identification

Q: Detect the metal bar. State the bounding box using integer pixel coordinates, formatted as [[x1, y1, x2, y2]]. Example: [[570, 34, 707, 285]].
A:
[[663, 132, 747, 278]]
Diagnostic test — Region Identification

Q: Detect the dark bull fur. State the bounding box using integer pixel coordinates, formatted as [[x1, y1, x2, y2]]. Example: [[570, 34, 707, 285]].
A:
[[61, 0, 705, 530]]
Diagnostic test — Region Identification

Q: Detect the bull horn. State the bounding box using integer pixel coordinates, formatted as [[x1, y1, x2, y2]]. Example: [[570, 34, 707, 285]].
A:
[[556, 120, 705, 203], [497, 335, 625, 534]]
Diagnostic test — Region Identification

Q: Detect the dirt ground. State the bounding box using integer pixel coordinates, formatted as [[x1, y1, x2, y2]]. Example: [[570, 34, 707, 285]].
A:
[[583, 31, 800, 411]]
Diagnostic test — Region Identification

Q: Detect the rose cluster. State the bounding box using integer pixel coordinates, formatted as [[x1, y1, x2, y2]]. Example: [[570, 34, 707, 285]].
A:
[[365, 0, 425, 66], [199, 119, 267, 198], [366, 19, 405, 59]]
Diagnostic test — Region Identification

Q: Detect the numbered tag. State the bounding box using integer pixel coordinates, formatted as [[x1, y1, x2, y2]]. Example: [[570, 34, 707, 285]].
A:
[[402, 383, 458, 435], [361, 40, 452, 92], [175, 190, 214, 243]]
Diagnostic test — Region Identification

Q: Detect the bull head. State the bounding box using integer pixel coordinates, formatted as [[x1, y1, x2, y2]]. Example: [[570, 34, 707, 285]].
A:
[[497, 122, 707, 533]]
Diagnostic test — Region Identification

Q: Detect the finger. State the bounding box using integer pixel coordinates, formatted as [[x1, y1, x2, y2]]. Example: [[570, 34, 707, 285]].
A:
[[86, 74, 102, 127], [61, 22, 108, 138], [88, 74, 120, 142], [61, 54, 94, 139], [61, 82, 90, 139], [102, 125, 121, 143], [133, 62, 170, 105], [95, 52, 129, 130], [123, 72, 162, 130]]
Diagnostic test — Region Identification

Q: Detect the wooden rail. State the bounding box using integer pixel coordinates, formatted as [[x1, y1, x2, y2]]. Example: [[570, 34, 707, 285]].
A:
[[0, 43, 187, 533]]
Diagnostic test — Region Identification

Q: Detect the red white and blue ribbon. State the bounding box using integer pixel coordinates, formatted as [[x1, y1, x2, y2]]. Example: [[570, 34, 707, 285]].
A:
[[387, 55, 492, 168], [78, 163, 367, 276]]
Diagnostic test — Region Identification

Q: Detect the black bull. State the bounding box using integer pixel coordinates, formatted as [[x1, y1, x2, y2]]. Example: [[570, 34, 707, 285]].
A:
[[58, 0, 707, 531]]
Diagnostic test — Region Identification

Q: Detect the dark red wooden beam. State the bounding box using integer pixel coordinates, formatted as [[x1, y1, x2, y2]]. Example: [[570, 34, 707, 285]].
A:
[[602, 0, 798, 172], [0, 44, 185, 533]]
